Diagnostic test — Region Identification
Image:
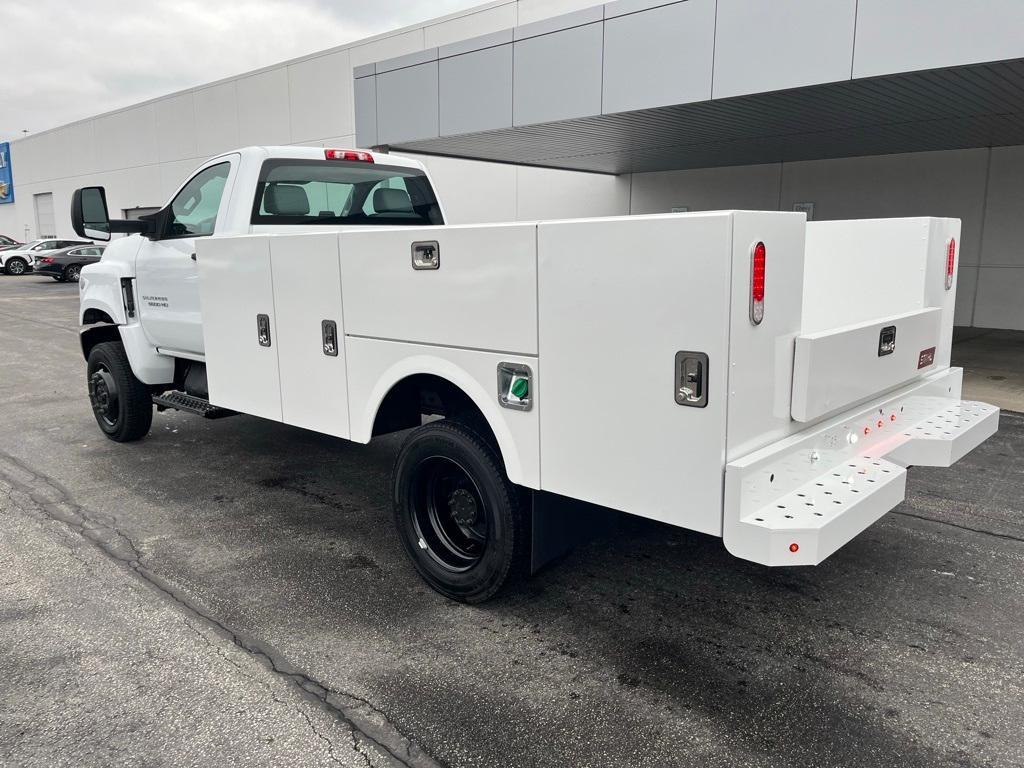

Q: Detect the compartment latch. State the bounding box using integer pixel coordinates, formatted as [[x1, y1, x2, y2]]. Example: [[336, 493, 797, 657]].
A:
[[675, 351, 709, 408], [322, 319, 339, 357], [411, 241, 440, 270], [256, 314, 272, 347]]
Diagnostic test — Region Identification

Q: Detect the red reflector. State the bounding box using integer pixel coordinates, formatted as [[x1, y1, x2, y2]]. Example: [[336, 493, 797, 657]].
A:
[[750, 241, 766, 325], [877, 420, 884, 429], [324, 149, 374, 163], [789, 543, 800, 553], [890, 414, 897, 422], [864, 427, 871, 435], [945, 238, 956, 290]]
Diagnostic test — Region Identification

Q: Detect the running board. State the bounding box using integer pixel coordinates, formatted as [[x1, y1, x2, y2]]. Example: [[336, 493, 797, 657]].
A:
[[153, 391, 236, 419]]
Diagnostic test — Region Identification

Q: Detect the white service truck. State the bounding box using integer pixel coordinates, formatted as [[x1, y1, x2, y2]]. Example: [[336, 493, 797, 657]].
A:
[[72, 145, 999, 602]]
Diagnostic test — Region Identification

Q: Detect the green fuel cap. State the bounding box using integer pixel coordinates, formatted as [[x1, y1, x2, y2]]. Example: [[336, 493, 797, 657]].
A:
[[510, 377, 529, 399]]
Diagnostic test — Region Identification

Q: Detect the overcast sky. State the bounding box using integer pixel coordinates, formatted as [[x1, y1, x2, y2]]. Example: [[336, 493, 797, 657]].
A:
[[0, 0, 482, 141]]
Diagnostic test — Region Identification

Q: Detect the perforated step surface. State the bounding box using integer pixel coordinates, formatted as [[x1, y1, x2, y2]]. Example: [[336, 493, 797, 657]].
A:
[[889, 398, 999, 466], [741, 455, 905, 532], [152, 391, 236, 419]]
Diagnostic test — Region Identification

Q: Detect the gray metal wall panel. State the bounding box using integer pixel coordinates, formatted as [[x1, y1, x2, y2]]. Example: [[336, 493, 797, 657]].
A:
[[376, 48, 439, 75], [712, 0, 857, 99], [440, 45, 514, 136], [514, 6, 604, 40], [376, 62, 440, 145], [605, 0, 682, 18], [854, 0, 1024, 79], [603, 0, 715, 114], [513, 22, 604, 126], [438, 29, 514, 59], [354, 75, 378, 148]]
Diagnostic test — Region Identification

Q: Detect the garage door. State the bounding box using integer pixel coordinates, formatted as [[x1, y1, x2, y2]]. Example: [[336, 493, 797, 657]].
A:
[[34, 193, 54, 238]]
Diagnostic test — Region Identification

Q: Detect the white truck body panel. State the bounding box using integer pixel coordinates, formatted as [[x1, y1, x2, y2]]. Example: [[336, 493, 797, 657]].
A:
[[344, 337, 540, 488], [341, 224, 538, 356], [270, 233, 350, 439], [198, 235, 282, 422], [537, 213, 735, 535]]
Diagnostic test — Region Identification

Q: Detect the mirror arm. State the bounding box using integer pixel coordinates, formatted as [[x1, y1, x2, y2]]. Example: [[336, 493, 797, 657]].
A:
[[108, 219, 149, 235]]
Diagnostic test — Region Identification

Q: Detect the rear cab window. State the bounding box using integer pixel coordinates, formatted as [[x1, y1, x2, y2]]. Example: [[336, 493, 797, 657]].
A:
[[250, 159, 443, 227]]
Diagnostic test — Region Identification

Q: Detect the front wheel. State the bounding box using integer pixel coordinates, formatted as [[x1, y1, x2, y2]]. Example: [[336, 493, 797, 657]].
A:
[[86, 341, 153, 442], [4, 257, 27, 276], [392, 421, 526, 603]]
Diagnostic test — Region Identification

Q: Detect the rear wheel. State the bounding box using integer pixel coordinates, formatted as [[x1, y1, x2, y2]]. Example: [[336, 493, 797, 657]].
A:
[[86, 341, 153, 442], [392, 420, 525, 603], [4, 257, 27, 276], [63, 264, 82, 282]]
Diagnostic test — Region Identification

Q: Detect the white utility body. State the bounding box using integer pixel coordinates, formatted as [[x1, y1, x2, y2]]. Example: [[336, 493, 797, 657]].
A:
[[74, 146, 998, 601]]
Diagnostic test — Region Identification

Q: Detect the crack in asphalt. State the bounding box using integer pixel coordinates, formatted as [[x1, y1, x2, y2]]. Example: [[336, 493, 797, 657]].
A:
[[0, 449, 446, 768], [890, 509, 1024, 544]]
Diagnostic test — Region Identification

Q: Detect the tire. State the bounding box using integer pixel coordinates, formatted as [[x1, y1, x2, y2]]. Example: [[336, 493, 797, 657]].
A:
[[86, 341, 153, 442], [63, 264, 83, 282], [4, 257, 27, 276], [392, 420, 526, 603]]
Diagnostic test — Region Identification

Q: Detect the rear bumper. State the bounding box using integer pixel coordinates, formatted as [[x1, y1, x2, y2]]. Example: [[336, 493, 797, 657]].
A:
[[723, 367, 999, 566]]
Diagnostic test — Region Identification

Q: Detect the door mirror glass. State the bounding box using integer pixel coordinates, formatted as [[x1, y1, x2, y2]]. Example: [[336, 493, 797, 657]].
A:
[[72, 187, 111, 241]]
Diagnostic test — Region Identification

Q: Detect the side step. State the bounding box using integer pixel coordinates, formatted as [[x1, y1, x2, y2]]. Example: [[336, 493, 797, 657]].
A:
[[153, 391, 236, 419]]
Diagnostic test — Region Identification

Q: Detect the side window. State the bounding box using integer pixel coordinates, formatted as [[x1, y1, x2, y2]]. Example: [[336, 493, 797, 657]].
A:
[[167, 162, 231, 238], [34, 241, 56, 251]]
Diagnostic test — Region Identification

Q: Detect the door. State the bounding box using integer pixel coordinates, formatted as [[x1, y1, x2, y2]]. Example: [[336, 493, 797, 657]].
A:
[[135, 157, 237, 356], [33, 193, 54, 238], [270, 233, 349, 438]]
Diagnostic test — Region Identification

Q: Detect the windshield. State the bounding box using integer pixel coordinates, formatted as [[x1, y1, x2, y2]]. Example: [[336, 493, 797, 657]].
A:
[[251, 159, 443, 227]]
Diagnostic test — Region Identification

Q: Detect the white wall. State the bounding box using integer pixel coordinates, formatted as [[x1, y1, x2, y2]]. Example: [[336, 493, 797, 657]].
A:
[[628, 147, 1024, 330]]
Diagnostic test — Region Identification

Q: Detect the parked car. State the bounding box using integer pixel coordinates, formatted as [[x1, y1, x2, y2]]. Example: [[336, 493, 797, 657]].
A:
[[32, 244, 106, 282], [0, 235, 21, 252], [0, 238, 92, 275]]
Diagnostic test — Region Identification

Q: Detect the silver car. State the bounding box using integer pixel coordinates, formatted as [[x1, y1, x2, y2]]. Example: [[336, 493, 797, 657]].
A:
[[1, 238, 92, 275]]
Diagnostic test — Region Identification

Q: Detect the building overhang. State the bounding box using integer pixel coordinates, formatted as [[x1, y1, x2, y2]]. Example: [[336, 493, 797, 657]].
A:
[[353, 1, 1024, 174]]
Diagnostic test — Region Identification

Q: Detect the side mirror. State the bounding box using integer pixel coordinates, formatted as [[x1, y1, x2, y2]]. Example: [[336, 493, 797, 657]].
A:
[[71, 186, 154, 240], [71, 187, 112, 241]]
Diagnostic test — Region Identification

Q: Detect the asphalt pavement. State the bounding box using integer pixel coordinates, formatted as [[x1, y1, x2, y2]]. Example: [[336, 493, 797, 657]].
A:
[[1, 274, 1022, 768]]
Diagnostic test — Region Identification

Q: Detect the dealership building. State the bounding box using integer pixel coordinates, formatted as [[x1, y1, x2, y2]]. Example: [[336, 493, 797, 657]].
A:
[[2, 0, 1024, 330]]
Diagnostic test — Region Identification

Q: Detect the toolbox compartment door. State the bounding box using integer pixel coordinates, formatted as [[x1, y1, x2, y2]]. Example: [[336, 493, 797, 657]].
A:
[[270, 233, 349, 439], [197, 236, 282, 421], [791, 307, 943, 422], [340, 224, 537, 355]]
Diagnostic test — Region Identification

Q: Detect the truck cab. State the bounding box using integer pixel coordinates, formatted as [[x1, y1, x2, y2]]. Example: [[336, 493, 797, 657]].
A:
[[76, 146, 444, 359]]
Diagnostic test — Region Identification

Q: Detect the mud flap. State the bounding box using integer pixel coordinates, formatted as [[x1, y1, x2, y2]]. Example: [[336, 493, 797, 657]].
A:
[[529, 490, 620, 574]]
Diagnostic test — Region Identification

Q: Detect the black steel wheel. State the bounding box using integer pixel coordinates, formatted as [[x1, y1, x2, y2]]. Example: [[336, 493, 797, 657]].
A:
[[86, 341, 153, 442], [393, 420, 525, 603], [4, 257, 27, 276], [64, 264, 82, 282]]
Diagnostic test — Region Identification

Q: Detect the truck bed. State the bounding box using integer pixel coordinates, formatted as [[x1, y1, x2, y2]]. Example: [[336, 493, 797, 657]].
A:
[[195, 211, 997, 565]]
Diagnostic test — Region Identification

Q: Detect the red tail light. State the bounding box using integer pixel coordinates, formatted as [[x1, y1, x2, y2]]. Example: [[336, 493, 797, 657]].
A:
[[39, 257, 54, 264], [750, 241, 766, 325], [945, 238, 956, 290], [325, 149, 373, 163]]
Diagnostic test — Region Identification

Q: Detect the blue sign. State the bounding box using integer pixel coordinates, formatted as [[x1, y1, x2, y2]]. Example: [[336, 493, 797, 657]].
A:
[[0, 142, 13, 205]]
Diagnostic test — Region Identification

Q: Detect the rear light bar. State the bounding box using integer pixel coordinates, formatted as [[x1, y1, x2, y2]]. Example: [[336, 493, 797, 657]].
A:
[[945, 238, 956, 290], [750, 241, 766, 325], [325, 149, 374, 163]]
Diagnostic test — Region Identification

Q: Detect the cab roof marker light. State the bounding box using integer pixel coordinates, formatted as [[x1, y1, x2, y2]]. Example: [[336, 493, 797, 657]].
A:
[[325, 149, 374, 163], [750, 241, 766, 326], [945, 238, 956, 290]]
